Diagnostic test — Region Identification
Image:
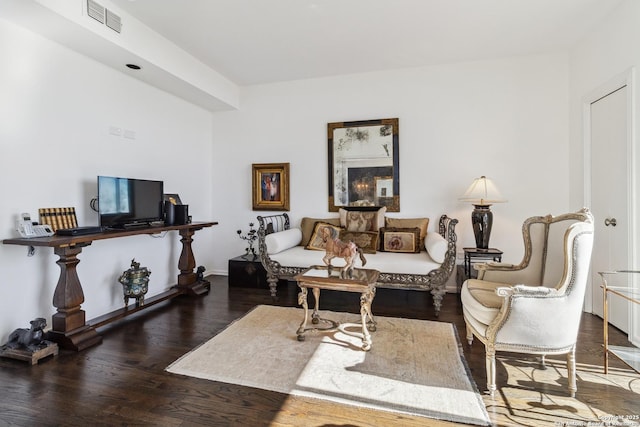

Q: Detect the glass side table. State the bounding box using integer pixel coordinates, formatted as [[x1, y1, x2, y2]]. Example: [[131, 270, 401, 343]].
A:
[[598, 270, 640, 374], [463, 247, 503, 278], [294, 266, 379, 351]]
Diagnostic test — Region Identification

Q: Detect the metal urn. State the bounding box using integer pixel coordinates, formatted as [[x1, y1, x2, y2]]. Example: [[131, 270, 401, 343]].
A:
[[118, 259, 151, 307]]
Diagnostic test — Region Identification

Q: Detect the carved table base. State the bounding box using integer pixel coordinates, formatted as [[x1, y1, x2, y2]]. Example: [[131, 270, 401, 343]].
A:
[[294, 266, 379, 351]]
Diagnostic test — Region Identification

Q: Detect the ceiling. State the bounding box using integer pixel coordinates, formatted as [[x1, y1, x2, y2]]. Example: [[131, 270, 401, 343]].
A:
[[109, 0, 623, 86]]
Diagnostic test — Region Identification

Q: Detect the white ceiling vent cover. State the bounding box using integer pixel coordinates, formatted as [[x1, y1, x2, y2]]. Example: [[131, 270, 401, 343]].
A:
[[87, 0, 105, 24], [106, 9, 122, 33]]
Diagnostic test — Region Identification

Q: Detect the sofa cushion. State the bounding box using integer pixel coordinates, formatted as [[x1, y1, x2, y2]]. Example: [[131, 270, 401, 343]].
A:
[[379, 227, 421, 253], [264, 228, 302, 255], [339, 207, 386, 231], [339, 230, 379, 254], [300, 217, 340, 246], [306, 222, 343, 251], [425, 232, 448, 263], [270, 246, 441, 274], [385, 217, 429, 250]]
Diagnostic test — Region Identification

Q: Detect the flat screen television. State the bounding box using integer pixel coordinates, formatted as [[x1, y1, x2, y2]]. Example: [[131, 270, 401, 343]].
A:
[[98, 176, 164, 229]]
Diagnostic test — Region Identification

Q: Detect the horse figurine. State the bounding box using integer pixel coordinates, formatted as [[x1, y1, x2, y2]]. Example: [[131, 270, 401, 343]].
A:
[[321, 226, 367, 278]]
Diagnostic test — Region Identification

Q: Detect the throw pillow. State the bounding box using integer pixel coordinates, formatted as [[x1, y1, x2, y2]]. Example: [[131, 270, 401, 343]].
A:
[[424, 231, 448, 263], [385, 217, 429, 250], [306, 222, 343, 251], [338, 230, 379, 254], [264, 228, 302, 255], [339, 206, 386, 232], [300, 217, 340, 246], [379, 227, 421, 253]]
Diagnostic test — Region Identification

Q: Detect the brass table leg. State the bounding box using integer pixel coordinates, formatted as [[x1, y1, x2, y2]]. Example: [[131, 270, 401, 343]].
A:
[[359, 287, 377, 351], [603, 283, 609, 374], [311, 287, 321, 325], [297, 287, 309, 341]]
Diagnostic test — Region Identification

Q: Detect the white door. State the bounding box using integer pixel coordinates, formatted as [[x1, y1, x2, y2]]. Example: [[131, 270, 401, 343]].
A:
[[590, 85, 630, 333]]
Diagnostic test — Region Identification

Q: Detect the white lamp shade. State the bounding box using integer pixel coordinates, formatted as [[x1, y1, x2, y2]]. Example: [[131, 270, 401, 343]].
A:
[[459, 176, 507, 205]]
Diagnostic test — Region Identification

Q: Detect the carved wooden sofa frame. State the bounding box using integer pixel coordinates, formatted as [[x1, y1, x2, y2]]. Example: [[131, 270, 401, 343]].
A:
[[256, 213, 458, 316]]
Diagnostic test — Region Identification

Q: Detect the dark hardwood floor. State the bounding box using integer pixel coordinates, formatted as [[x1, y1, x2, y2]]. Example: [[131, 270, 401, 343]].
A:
[[0, 275, 638, 427]]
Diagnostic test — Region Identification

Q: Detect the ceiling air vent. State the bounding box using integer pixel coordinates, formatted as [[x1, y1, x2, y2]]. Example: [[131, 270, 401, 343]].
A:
[[106, 9, 122, 33], [87, 0, 105, 24]]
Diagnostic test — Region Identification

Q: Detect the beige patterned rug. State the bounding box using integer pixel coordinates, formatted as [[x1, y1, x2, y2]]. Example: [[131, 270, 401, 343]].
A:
[[166, 305, 491, 426]]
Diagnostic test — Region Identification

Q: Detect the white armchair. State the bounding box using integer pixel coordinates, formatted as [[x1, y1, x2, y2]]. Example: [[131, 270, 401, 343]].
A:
[[460, 208, 594, 397]]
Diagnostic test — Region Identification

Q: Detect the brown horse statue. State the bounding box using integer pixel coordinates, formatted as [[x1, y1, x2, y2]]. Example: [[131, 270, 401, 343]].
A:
[[321, 226, 367, 278]]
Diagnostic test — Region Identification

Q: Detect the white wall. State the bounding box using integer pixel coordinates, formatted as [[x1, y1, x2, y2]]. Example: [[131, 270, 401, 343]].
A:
[[212, 53, 571, 276], [0, 18, 216, 341], [0, 13, 574, 343], [568, 0, 640, 317], [569, 0, 640, 210]]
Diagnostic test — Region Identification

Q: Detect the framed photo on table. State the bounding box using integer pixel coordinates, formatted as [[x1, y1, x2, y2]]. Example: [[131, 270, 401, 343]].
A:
[[163, 194, 182, 205], [252, 163, 290, 211]]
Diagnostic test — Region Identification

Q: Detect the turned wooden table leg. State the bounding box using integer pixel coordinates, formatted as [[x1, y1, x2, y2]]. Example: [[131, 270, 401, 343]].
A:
[[176, 227, 209, 295], [47, 244, 102, 351]]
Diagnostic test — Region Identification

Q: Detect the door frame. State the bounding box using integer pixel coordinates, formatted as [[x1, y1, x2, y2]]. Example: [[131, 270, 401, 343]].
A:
[[582, 67, 637, 344]]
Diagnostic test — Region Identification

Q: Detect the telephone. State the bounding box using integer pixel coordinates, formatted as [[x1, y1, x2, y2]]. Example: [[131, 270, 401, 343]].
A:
[[16, 213, 54, 238]]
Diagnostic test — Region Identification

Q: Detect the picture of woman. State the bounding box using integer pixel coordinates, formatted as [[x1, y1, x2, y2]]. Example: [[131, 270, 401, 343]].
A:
[[261, 173, 280, 201]]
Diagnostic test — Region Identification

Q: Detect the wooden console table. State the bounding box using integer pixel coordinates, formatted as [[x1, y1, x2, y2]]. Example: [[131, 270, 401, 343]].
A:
[[3, 222, 217, 351]]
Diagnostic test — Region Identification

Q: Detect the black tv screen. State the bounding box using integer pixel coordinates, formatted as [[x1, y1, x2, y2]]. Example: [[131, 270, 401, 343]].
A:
[[98, 176, 164, 228]]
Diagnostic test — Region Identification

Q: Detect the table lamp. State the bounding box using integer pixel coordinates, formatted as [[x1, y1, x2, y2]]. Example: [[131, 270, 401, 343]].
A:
[[459, 176, 506, 249]]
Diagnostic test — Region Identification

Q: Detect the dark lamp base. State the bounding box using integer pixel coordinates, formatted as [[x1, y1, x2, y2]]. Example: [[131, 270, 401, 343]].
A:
[[471, 204, 493, 249]]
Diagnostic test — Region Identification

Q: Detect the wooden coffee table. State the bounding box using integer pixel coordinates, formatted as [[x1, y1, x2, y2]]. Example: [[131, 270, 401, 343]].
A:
[[293, 266, 379, 351]]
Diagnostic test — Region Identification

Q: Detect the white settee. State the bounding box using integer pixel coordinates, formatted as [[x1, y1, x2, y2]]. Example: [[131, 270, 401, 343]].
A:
[[256, 212, 458, 316]]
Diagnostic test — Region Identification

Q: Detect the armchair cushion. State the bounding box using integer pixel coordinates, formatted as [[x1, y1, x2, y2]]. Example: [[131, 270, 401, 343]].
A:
[[461, 279, 505, 325], [264, 228, 302, 255]]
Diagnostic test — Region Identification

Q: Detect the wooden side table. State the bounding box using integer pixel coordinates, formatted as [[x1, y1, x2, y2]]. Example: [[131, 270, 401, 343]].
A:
[[294, 266, 379, 351]]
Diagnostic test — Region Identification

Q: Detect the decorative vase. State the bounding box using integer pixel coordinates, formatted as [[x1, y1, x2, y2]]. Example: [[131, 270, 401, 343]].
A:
[[118, 259, 151, 307]]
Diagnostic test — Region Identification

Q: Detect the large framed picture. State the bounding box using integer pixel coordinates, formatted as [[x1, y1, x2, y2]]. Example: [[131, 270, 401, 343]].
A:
[[328, 118, 399, 212], [252, 163, 290, 211]]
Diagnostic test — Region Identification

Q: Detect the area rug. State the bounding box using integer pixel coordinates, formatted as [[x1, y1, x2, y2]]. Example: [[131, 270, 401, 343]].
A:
[[166, 305, 491, 426]]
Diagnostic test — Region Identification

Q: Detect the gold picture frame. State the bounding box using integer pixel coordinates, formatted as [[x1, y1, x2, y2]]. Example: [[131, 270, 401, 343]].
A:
[[252, 163, 290, 211]]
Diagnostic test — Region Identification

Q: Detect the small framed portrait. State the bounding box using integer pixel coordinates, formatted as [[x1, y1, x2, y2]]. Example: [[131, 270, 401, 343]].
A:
[[163, 194, 182, 205], [252, 163, 290, 211]]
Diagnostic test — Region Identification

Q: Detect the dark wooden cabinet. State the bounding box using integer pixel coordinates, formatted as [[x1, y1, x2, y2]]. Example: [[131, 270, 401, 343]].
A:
[[228, 255, 287, 288]]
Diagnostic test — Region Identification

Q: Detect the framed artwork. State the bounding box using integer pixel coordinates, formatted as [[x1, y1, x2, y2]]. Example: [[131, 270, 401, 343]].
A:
[[375, 177, 393, 197], [252, 163, 290, 211], [328, 118, 400, 212], [163, 194, 182, 205]]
